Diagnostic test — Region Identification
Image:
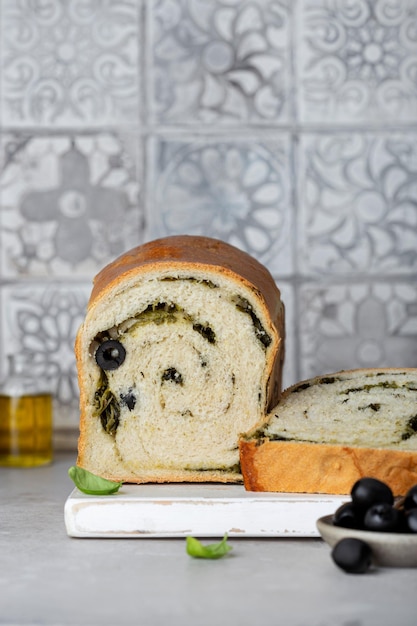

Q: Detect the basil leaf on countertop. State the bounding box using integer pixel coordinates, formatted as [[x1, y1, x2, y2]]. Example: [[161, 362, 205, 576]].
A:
[[186, 534, 233, 559], [68, 465, 122, 495]]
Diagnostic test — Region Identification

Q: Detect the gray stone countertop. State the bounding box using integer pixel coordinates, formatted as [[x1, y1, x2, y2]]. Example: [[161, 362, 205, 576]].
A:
[[1, 453, 416, 626]]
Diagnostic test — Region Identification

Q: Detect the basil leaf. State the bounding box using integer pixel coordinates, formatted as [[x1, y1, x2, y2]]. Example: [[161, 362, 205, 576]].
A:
[[68, 465, 122, 495], [186, 534, 232, 559]]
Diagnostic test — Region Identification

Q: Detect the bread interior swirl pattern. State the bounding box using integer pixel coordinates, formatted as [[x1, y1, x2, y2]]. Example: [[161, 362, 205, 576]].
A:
[[256, 371, 417, 450], [93, 279, 268, 471]]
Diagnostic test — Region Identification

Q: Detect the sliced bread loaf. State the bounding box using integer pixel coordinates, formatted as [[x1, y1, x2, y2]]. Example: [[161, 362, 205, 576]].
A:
[[76, 235, 285, 483], [239, 368, 417, 495]]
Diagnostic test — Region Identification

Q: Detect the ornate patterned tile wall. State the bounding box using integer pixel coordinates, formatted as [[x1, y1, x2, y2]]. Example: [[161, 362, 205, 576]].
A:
[[0, 0, 416, 447]]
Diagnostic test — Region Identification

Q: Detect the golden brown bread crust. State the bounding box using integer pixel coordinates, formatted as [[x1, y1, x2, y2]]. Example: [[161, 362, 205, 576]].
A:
[[239, 440, 417, 496], [76, 235, 285, 482], [90, 235, 283, 322]]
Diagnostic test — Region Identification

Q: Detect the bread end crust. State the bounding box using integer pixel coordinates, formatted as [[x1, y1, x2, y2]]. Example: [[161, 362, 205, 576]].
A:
[[239, 439, 417, 496]]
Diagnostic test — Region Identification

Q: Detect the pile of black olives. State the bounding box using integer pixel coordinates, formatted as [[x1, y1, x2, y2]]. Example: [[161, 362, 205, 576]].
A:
[[330, 477, 417, 574]]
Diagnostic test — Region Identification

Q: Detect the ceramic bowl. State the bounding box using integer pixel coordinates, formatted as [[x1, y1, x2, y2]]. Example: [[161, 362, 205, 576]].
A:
[[316, 515, 417, 568]]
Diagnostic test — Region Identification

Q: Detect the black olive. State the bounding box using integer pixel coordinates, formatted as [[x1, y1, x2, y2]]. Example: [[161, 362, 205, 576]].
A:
[[404, 485, 417, 511], [95, 340, 126, 371], [363, 502, 401, 532], [161, 367, 183, 385], [351, 477, 393, 511], [406, 509, 417, 533], [331, 538, 372, 574], [333, 502, 363, 529], [120, 390, 136, 411]]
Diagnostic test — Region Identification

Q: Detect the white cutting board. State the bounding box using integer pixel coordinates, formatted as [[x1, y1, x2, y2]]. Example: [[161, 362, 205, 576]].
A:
[[64, 483, 347, 538]]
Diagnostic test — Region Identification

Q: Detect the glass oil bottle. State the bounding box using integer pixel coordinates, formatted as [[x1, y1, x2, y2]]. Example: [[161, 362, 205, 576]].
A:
[[0, 354, 53, 467]]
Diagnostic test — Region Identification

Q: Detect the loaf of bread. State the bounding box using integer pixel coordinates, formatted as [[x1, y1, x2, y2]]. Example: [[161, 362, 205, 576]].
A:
[[76, 235, 285, 483], [239, 368, 417, 495]]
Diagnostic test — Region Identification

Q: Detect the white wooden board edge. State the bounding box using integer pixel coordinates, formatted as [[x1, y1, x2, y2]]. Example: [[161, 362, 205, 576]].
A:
[[64, 483, 347, 538]]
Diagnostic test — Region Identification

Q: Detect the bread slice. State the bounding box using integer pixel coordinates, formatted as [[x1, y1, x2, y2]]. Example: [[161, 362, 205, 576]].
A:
[[239, 368, 417, 495], [76, 235, 285, 483]]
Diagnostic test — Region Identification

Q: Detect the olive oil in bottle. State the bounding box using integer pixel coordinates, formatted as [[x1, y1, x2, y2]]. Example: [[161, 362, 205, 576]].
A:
[[0, 355, 53, 467]]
